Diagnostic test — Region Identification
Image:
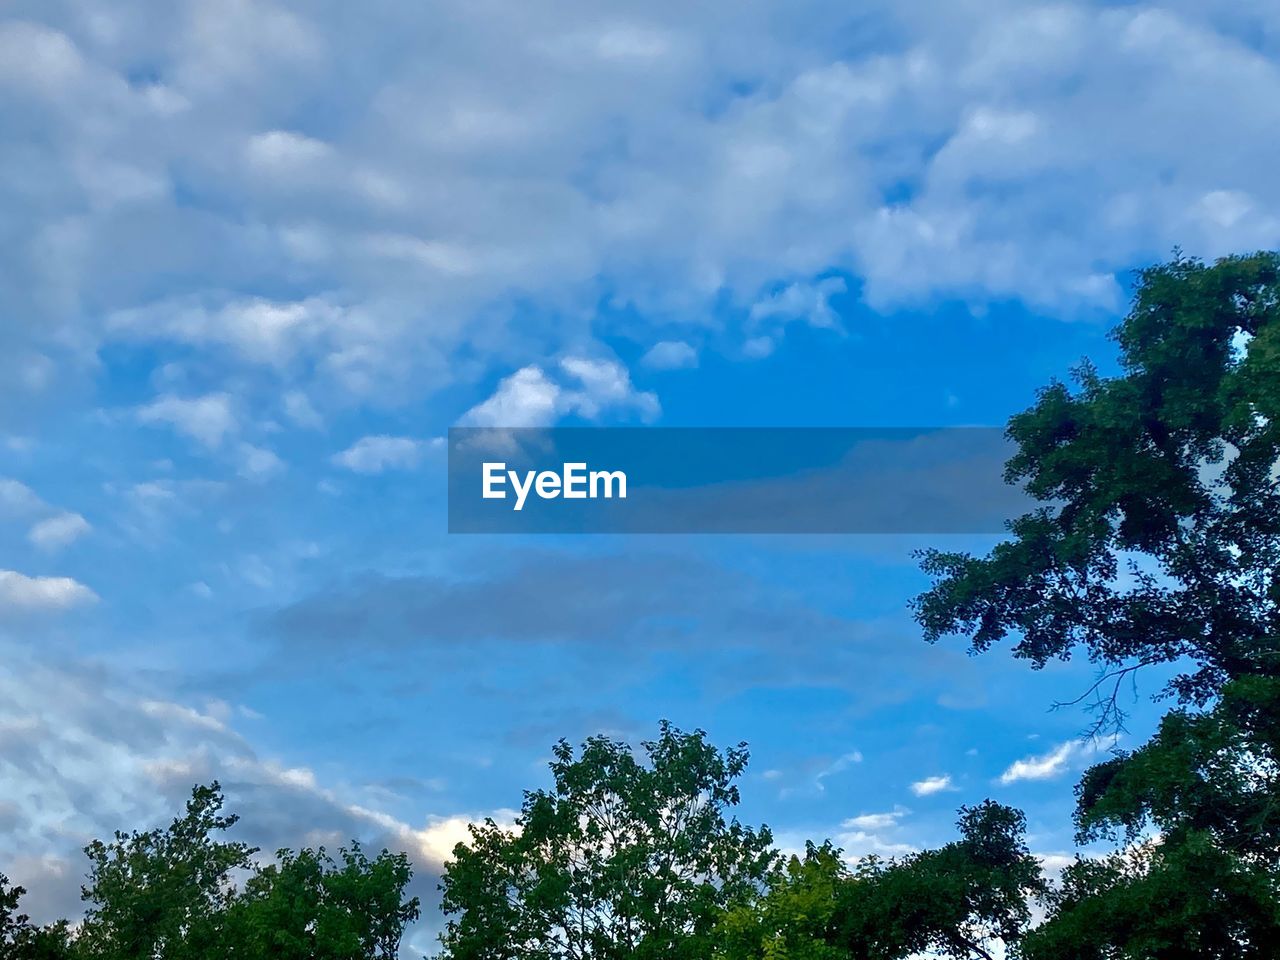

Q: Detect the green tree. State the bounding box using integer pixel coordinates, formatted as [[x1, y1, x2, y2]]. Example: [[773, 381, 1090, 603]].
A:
[[714, 841, 850, 960], [2, 872, 75, 960], [438, 721, 778, 960], [76, 782, 257, 960], [1022, 834, 1280, 960], [835, 802, 1045, 960], [914, 251, 1280, 719], [715, 802, 1044, 960], [1, 872, 29, 950], [913, 251, 1280, 955], [229, 843, 420, 959]]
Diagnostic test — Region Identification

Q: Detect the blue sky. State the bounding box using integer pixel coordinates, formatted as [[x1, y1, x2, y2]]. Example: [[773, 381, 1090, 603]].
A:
[[2, 0, 1279, 952]]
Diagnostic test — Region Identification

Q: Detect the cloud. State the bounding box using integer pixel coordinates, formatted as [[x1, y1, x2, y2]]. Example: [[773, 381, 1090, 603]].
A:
[[332, 435, 433, 474], [997, 736, 1117, 784], [282, 390, 323, 429], [640, 340, 698, 371], [236, 443, 285, 481], [109, 296, 352, 369], [462, 358, 658, 428], [909, 774, 955, 796], [136, 393, 237, 449], [27, 511, 91, 550], [779, 749, 864, 799], [12, 2, 1276, 414], [2, 481, 92, 551], [0, 646, 509, 935], [462, 367, 562, 429], [0, 478, 44, 516], [749, 277, 847, 331], [843, 806, 909, 831], [0, 570, 97, 612], [244, 129, 333, 172]]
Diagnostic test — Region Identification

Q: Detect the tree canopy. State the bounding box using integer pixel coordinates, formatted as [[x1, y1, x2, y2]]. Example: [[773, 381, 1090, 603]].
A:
[[438, 721, 777, 960], [915, 251, 1280, 955], [1, 783, 420, 960]]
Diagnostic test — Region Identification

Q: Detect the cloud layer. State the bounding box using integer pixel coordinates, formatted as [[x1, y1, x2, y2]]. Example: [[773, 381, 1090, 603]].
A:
[[5, 0, 1280, 421]]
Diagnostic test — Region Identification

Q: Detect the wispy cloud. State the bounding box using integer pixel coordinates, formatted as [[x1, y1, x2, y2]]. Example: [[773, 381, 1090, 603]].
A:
[[27, 512, 91, 550], [0, 570, 97, 612], [998, 737, 1118, 785], [910, 774, 955, 797], [332, 435, 439, 474]]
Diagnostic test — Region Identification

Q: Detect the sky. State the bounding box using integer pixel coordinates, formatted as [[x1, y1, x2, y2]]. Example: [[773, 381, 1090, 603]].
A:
[[2, 0, 1280, 953]]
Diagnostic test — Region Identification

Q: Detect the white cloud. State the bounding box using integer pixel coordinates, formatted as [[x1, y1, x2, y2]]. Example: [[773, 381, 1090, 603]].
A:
[[27, 512, 91, 550], [462, 358, 659, 428], [750, 277, 847, 331], [282, 390, 323, 429], [0, 570, 97, 612], [0, 479, 45, 516], [843, 806, 908, 831], [998, 737, 1116, 784], [910, 774, 955, 796], [0, 646, 515, 928], [8, 1, 1278, 415], [236, 443, 285, 481], [136, 393, 237, 449], [463, 367, 563, 429], [244, 129, 333, 172], [109, 297, 345, 368], [641, 340, 698, 370], [332, 435, 428, 474]]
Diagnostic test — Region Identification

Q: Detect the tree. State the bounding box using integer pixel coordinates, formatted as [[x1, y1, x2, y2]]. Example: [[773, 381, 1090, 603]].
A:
[[229, 843, 420, 959], [66, 783, 422, 960], [714, 841, 850, 960], [715, 802, 1044, 960], [76, 782, 257, 960], [1, 873, 29, 950], [1022, 834, 1280, 960], [913, 251, 1280, 954], [2, 872, 74, 960], [914, 251, 1280, 720], [438, 721, 778, 960], [835, 802, 1044, 960]]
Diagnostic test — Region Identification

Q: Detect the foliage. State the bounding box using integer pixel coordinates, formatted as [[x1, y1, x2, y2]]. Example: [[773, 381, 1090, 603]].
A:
[[76, 782, 256, 960], [1021, 834, 1280, 960], [715, 802, 1044, 960], [228, 843, 421, 960], [4, 782, 421, 960], [438, 721, 778, 960], [714, 841, 850, 960], [834, 802, 1045, 960], [914, 251, 1280, 717], [914, 251, 1280, 954], [1, 873, 73, 960]]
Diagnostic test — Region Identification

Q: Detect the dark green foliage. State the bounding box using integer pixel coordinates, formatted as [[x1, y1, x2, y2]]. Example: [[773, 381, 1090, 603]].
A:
[[915, 251, 1280, 714], [19, 782, 423, 960], [914, 251, 1280, 955], [835, 802, 1046, 960], [715, 802, 1044, 960], [438, 721, 778, 960], [1074, 677, 1280, 862], [228, 843, 420, 959], [714, 841, 850, 960], [1021, 834, 1280, 960], [2, 873, 73, 960], [76, 782, 256, 960]]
